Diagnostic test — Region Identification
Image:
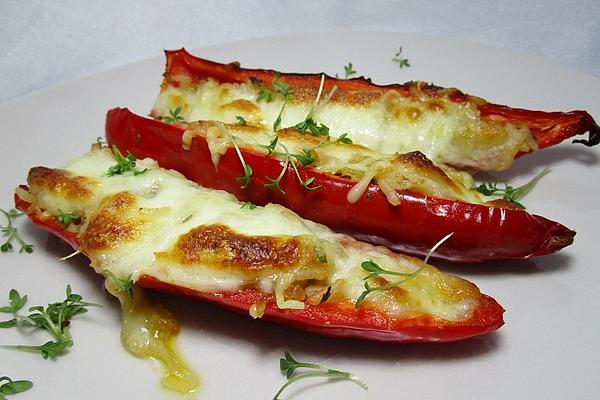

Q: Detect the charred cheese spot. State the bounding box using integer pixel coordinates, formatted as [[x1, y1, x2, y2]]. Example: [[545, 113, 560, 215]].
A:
[[28, 167, 95, 200], [157, 224, 329, 280], [219, 99, 260, 114], [81, 192, 147, 251], [375, 151, 479, 204], [426, 100, 445, 112], [288, 85, 382, 106], [277, 127, 322, 145]]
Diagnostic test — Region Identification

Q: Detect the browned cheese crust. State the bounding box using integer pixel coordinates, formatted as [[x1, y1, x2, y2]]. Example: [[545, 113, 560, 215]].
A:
[[156, 224, 330, 281]]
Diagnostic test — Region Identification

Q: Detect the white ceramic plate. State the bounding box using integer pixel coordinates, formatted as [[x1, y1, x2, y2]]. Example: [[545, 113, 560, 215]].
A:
[[1, 32, 599, 400]]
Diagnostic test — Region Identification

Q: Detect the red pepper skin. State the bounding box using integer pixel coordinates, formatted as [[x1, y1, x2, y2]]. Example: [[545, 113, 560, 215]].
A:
[[105, 108, 576, 263], [161, 48, 599, 149], [14, 190, 505, 343]]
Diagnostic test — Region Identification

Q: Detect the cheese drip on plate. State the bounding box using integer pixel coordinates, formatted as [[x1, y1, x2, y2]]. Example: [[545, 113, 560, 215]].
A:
[[112, 285, 200, 394]]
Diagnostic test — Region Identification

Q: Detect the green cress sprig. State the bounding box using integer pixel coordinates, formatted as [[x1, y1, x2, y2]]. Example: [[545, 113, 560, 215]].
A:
[[0, 289, 27, 329], [55, 210, 81, 228], [106, 145, 148, 176], [222, 129, 253, 189], [0, 209, 33, 254], [343, 62, 357, 79], [104, 270, 135, 299], [256, 136, 279, 155], [392, 46, 410, 68], [0, 286, 101, 359], [293, 117, 330, 139], [163, 106, 184, 124], [335, 62, 357, 79], [333, 133, 353, 144], [264, 142, 320, 193], [355, 233, 453, 307], [292, 74, 336, 140], [0, 376, 33, 399], [235, 116, 247, 126], [231, 73, 353, 194], [255, 72, 293, 131], [273, 351, 367, 400], [473, 168, 551, 209], [240, 202, 257, 210]]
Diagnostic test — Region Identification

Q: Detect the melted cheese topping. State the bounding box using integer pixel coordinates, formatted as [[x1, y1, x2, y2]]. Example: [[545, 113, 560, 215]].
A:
[[152, 76, 538, 171], [24, 147, 482, 323], [115, 286, 200, 393], [179, 120, 491, 206]]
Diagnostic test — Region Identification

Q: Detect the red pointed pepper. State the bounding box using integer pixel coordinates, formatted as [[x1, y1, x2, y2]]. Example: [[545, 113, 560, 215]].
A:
[[160, 48, 599, 151], [105, 108, 575, 263], [15, 189, 504, 343]]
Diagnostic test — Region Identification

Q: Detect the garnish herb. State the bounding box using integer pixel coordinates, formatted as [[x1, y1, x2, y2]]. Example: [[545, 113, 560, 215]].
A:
[[163, 106, 184, 124], [256, 136, 279, 155], [0, 209, 33, 254], [221, 128, 254, 189], [255, 72, 292, 132], [240, 202, 257, 210], [0, 376, 33, 399], [264, 157, 289, 194], [235, 116, 247, 126], [290, 149, 315, 166], [292, 74, 335, 140], [256, 73, 281, 103], [264, 143, 321, 193], [1, 286, 101, 359], [293, 117, 330, 140], [343, 62, 357, 79], [270, 72, 293, 99], [474, 168, 551, 209], [55, 210, 81, 228], [354, 260, 424, 307], [334, 133, 353, 144], [392, 46, 410, 68], [314, 246, 327, 263], [236, 164, 254, 189], [106, 145, 148, 176], [104, 270, 135, 299], [355, 232, 453, 307], [285, 148, 320, 191], [0, 289, 27, 329], [273, 103, 286, 131], [335, 62, 357, 79], [273, 351, 367, 400]]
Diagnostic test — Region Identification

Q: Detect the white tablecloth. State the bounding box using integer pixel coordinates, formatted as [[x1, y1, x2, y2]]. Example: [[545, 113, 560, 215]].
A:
[[2, 0, 598, 104]]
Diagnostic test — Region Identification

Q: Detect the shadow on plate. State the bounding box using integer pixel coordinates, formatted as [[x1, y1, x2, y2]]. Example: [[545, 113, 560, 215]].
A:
[[476, 145, 598, 182], [433, 252, 574, 277], [152, 290, 503, 366]]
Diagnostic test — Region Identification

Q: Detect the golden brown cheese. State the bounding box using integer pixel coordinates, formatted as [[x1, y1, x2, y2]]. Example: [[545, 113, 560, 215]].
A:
[[28, 166, 95, 200], [82, 192, 146, 251], [156, 224, 329, 279]]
